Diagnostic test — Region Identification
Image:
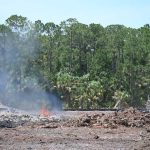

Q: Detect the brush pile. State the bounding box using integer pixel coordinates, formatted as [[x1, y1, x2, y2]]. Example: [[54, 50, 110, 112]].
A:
[[0, 111, 38, 128], [76, 107, 150, 128], [0, 107, 150, 129]]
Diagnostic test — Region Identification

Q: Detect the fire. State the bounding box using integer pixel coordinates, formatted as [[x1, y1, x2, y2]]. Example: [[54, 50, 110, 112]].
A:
[[40, 105, 49, 117]]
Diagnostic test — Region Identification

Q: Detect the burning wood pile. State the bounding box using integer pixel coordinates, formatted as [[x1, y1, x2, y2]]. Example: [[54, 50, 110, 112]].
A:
[[0, 105, 150, 129]]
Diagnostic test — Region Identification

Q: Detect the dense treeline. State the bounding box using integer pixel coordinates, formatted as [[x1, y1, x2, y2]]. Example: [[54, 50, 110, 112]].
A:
[[0, 15, 149, 109]]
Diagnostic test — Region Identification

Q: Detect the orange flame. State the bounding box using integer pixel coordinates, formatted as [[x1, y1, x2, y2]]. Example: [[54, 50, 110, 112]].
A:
[[40, 105, 49, 117]]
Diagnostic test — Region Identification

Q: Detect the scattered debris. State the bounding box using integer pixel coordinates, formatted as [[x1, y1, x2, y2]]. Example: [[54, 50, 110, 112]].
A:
[[76, 107, 150, 128], [0, 107, 150, 129], [0, 106, 150, 150]]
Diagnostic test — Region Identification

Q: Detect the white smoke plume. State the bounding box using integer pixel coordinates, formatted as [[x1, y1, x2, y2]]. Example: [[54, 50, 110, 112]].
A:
[[0, 26, 62, 112]]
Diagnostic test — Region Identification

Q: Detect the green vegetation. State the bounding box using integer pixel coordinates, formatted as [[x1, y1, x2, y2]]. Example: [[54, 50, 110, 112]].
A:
[[0, 15, 150, 109]]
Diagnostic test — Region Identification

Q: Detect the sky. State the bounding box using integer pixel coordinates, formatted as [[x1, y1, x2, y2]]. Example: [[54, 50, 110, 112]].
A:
[[0, 0, 150, 28]]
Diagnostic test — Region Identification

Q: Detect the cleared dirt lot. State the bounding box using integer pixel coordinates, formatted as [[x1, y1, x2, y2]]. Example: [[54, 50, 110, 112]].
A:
[[0, 125, 150, 150], [0, 108, 150, 150]]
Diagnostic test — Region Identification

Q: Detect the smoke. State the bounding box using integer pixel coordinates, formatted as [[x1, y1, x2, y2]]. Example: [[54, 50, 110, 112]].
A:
[[0, 27, 62, 112], [3, 87, 62, 112]]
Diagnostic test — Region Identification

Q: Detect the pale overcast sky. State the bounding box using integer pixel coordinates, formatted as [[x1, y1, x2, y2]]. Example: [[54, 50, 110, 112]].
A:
[[0, 0, 150, 28]]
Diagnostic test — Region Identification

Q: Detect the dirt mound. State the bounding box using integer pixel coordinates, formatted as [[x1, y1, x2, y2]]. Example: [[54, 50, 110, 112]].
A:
[[75, 107, 150, 128], [0, 107, 149, 129]]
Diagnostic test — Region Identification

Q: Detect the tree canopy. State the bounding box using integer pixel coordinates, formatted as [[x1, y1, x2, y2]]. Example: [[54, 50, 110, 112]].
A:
[[0, 15, 149, 109]]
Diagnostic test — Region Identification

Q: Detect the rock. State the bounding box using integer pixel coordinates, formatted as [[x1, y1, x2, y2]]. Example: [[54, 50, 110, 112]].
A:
[[93, 135, 99, 139], [145, 113, 150, 118], [0, 120, 16, 128], [81, 115, 91, 124], [145, 126, 150, 132], [77, 114, 91, 126]]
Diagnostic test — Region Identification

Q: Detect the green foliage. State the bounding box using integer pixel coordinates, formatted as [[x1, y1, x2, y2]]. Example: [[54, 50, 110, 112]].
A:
[[0, 15, 150, 109], [55, 72, 104, 109], [113, 90, 129, 102]]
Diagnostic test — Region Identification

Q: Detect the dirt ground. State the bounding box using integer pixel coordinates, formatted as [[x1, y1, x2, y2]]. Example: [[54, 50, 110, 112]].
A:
[[0, 125, 150, 150], [0, 109, 150, 150]]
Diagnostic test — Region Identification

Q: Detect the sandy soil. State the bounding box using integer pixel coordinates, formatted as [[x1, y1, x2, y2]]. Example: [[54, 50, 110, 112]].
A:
[[0, 125, 150, 150], [0, 108, 150, 150]]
